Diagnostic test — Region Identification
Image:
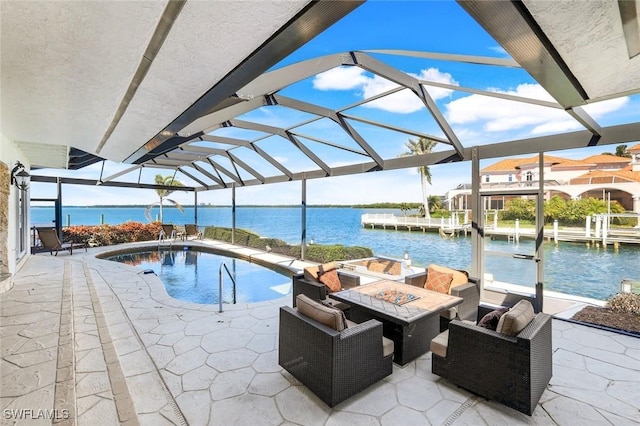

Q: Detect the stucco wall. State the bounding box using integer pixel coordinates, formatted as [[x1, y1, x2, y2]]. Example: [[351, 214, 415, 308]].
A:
[[0, 131, 30, 277], [0, 161, 8, 276]]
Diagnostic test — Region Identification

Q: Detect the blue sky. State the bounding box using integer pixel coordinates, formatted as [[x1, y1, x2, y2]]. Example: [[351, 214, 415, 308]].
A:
[[30, 1, 640, 206]]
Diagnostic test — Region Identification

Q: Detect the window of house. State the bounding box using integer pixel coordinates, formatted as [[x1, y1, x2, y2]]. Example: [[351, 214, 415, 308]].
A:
[[484, 175, 489, 182], [508, 174, 513, 182], [526, 171, 533, 181]]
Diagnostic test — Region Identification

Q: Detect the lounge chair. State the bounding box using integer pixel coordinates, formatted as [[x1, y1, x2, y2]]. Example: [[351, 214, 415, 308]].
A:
[[292, 262, 360, 312], [430, 300, 552, 416], [184, 224, 202, 240], [279, 295, 393, 407], [160, 224, 180, 240], [36, 227, 86, 256]]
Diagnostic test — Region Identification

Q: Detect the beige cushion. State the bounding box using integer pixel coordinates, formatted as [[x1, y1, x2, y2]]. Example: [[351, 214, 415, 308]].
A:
[[303, 262, 338, 281], [440, 306, 458, 320], [428, 264, 468, 294], [430, 329, 449, 358], [296, 294, 346, 331], [382, 336, 394, 358], [345, 320, 394, 358], [496, 300, 535, 336]]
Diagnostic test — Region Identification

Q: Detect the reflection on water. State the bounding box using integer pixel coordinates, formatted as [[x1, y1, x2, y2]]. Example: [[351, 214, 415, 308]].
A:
[[105, 249, 290, 304]]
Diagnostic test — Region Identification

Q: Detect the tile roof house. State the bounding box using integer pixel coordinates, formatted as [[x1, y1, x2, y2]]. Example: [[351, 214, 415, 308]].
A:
[[446, 149, 640, 213]]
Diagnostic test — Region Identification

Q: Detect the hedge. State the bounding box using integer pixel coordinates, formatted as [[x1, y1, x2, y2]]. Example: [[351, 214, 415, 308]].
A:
[[61, 223, 374, 263], [62, 222, 162, 246], [203, 226, 373, 263]]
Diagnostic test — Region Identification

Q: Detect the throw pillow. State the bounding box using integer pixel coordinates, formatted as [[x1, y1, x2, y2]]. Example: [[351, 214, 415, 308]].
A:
[[496, 300, 535, 336], [318, 268, 342, 293], [428, 264, 468, 293], [477, 307, 509, 331], [425, 267, 453, 294], [303, 261, 338, 281], [320, 299, 348, 330]]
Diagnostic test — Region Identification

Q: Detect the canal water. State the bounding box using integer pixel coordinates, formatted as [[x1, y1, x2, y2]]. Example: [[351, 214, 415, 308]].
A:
[[32, 206, 640, 301]]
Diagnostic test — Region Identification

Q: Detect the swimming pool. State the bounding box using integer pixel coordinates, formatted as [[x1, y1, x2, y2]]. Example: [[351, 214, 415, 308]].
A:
[[104, 247, 292, 304]]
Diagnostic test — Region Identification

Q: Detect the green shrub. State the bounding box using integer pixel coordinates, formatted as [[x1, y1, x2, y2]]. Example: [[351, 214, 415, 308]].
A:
[[202, 226, 373, 263]]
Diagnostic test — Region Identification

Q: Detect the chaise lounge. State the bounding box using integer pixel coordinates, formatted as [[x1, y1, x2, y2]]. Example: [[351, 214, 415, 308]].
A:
[[36, 227, 87, 256], [184, 224, 202, 240]]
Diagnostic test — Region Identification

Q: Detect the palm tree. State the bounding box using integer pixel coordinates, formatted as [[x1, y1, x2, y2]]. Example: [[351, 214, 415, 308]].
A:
[[399, 137, 437, 219], [145, 174, 185, 222], [428, 195, 444, 213]]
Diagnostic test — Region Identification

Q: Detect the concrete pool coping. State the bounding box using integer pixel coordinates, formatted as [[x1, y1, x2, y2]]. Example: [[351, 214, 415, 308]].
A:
[[2, 238, 638, 425]]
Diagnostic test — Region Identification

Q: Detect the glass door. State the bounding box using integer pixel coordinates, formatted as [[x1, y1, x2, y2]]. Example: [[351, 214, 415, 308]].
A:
[[480, 191, 543, 311]]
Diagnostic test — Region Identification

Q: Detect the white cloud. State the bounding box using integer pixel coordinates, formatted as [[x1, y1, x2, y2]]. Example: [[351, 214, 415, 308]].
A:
[[445, 83, 629, 135], [313, 66, 369, 90], [488, 46, 509, 57], [312, 66, 458, 114]]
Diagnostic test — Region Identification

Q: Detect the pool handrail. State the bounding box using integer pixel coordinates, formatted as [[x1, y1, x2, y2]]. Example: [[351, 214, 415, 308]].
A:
[[218, 262, 238, 312]]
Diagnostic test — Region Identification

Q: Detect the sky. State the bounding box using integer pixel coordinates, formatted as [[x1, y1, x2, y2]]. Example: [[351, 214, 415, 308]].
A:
[[29, 1, 640, 207]]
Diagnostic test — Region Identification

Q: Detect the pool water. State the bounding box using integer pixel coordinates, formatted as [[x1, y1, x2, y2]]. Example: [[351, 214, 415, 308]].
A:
[[105, 248, 292, 304]]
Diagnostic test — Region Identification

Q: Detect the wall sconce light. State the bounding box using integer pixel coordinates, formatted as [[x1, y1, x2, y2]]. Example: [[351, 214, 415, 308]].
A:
[[10, 161, 30, 191]]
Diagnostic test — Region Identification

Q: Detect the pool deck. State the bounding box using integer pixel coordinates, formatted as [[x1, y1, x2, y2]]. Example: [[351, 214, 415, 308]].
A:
[[1, 239, 639, 425]]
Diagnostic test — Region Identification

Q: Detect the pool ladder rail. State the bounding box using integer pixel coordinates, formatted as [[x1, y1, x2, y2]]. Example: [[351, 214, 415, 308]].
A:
[[158, 229, 176, 248], [218, 262, 238, 313]]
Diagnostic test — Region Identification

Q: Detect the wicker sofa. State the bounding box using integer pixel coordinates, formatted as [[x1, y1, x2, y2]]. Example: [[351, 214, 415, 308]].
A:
[[404, 264, 479, 326], [430, 300, 552, 416], [292, 262, 360, 310], [279, 295, 393, 407]]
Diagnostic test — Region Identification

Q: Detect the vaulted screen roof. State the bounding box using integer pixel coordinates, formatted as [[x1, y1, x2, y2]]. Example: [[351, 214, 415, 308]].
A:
[[2, 1, 639, 190]]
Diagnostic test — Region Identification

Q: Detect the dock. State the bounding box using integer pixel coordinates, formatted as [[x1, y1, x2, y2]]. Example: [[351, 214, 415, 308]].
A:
[[361, 213, 640, 246], [361, 213, 471, 236]]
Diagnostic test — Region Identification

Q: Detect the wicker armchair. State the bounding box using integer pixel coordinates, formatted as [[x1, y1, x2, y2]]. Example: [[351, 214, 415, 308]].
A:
[[431, 311, 552, 416], [279, 305, 393, 407], [292, 269, 360, 309]]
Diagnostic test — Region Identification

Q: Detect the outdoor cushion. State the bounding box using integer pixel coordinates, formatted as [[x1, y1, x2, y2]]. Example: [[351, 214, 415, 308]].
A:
[[478, 307, 509, 331], [346, 319, 394, 358], [428, 264, 468, 293], [441, 306, 458, 320], [318, 268, 342, 292], [430, 329, 449, 358], [297, 294, 347, 331], [496, 300, 535, 336], [425, 267, 453, 294], [303, 262, 338, 282]]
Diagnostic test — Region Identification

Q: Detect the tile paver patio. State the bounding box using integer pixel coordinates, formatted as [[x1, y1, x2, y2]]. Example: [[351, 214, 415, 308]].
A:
[[1, 240, 639, 425]]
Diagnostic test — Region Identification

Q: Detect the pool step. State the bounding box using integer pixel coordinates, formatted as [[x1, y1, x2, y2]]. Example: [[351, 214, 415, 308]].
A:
[[72, 261, 186, 425]]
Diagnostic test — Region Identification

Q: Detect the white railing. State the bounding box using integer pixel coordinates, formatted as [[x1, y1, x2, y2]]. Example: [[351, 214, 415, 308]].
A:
[[361, 214, 468, 229]]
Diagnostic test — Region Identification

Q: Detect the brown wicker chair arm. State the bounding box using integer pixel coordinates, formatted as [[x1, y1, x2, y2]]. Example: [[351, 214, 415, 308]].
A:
[[449, 282, 480, 321], [292, 274, 328, 306], [515, 313, 552, 341], [339, 319, 383, 341], [404, 271, 427, 287], [337, 270, 360, 289]]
